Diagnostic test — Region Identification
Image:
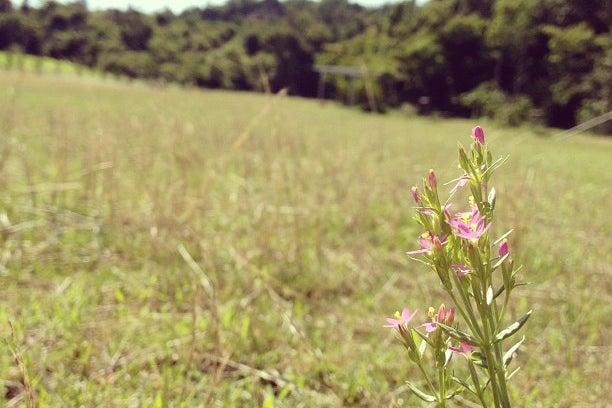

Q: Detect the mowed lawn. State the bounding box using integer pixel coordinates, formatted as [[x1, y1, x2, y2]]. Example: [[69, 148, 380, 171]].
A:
[[0, 70, 610, 407]]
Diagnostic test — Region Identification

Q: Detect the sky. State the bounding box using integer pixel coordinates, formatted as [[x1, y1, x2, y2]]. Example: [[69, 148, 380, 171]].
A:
[[21, 0, 412, 14]]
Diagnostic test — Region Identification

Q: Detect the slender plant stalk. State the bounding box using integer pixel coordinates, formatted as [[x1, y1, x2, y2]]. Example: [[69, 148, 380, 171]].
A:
[[385, 126, 531, 407]]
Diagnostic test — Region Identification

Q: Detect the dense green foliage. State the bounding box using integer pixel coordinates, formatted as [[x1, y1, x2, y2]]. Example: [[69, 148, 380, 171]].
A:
[[1, 0, 610, 129]]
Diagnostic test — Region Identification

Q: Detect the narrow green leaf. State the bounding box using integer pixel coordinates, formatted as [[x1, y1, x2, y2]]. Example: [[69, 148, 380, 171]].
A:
[[470, 351, 488, 369], [405, 381, 436, 402], [492, 253, 510, 270], [493, 285, 505, 300], [415, 328, 434, 348], [408, 331, 428, 358], [495, 310, 532, 343], [493, 229, 514, 246], [473, 358, 488, 369], [482, 155, 508, 178], [438, 323, 479, 346], [452, 376, 476, 395], [488, 187, 496, 210], [445, 388, 460, 400], [444, 348, 453, 368], [503, 336, 525, 367], [507, 366, 521, 380]]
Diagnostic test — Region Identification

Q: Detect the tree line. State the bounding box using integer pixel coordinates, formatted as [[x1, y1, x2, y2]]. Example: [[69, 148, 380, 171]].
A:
[[0, 0, 610, 132]]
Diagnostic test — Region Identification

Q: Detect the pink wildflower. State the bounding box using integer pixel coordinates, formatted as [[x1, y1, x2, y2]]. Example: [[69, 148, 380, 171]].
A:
[[446, 307, 455, 324], [423, 306, 438, 332], [428, 169, 437, 188], [406, 231, 448, 255], [472, 126, 485, 144], [449, 174, 469, 196], [422, 304, 455, 333], [423, 321, 437, 333], [444, 205, 452, 223], [411, 186, 421, 204], [432, 235, 443, 251], [451, 264, 472, 278], [450, 206, 491, 240], [384, 308, 418, 328], [449, 342, 474, 355], [437, 304, 447, 323], [499, 239, 509, 257]]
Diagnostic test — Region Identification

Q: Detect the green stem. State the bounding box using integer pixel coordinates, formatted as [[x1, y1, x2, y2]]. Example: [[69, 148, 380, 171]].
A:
[[482, 344, 503, 407], [488, 278, 511, 407], [467, 359, 488, 408], [497, 291, 510, 330], [416, 360, 439, 401], [438, 362, 447, 407], [449, 283, 484, 342], [493, 341, 511, 407], [479, 288, 513, 407], [473, 285, 503, 407]]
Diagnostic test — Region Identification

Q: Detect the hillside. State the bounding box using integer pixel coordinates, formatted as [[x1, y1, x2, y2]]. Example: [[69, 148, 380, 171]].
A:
[[1, 0, 610, 131]]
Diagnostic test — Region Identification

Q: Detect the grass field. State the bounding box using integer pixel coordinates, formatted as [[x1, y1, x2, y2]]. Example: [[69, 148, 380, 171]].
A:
[[0, 69, 610, 407], [0, 51, 99, 79]]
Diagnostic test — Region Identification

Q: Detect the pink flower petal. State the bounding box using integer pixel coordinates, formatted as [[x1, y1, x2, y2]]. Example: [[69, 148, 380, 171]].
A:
[[472, 126, 485, 144], [424, 322, 437, 333], [428, 169, 437, 188], [451, 264, 472, 277], [385, 308, 417, 328], [449, 342, 474, 355], [384, 318, 401, 328], [411, 186, 421, 204], [499, 240, 509, 257], [449, 174, 469, 196], [418, 234, 433, 250], [401, 308, 418, 323]]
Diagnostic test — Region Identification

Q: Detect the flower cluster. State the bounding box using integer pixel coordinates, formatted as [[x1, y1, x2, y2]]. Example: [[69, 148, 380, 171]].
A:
[[384, 126, 530, 407], [423, 304, 455, 333]]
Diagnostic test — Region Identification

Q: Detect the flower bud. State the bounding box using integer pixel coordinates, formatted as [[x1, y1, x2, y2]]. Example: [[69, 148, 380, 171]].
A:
[[472, 126, 485, 144], [458, 145, 470, 172], [411, 186, 421, 204], [499, 239, 509, 257], [437, 304, 446, 323], [443, 206, 452, 223], [432, 235, 443, 252], [445, 307, 455, 325], [428, 169, 437, 188]]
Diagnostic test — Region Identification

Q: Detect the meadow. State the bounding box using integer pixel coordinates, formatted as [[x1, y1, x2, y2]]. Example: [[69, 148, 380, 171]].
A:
[[0, 68, 610, 407]]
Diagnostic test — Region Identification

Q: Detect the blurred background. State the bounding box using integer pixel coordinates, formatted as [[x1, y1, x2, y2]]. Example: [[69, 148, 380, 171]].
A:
[[1, 0, 610, 132]]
